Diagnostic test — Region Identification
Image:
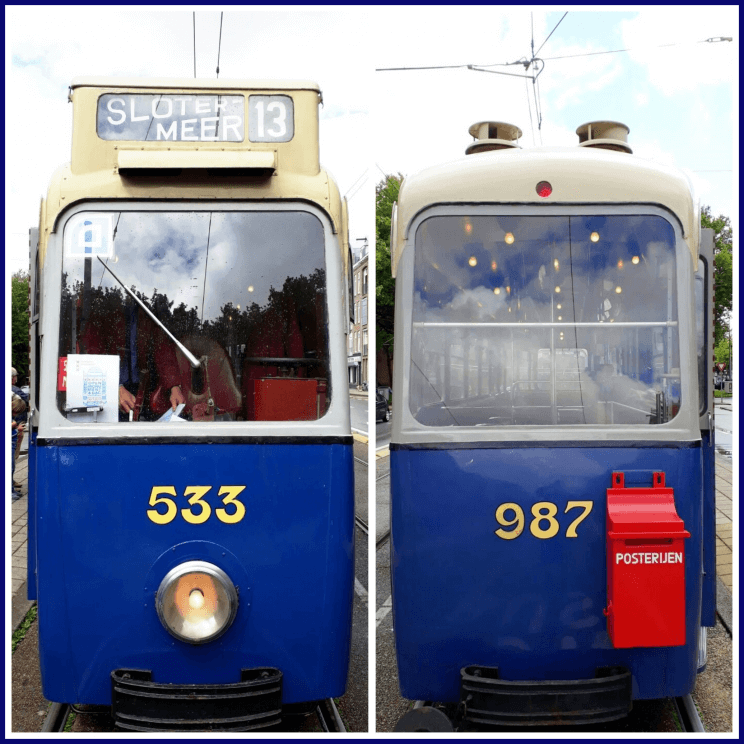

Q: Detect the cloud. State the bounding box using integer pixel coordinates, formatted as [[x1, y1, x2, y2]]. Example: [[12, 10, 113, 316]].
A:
[[620, 8, 738, 95]]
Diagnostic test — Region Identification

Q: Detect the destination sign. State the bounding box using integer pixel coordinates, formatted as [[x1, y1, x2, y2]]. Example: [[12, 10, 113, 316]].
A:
[[97, 94, 245, 142]]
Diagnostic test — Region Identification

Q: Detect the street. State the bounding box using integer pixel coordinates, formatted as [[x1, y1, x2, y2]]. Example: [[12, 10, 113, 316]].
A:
[[350, 396, 369, 435], [713, 395, 734, 457]]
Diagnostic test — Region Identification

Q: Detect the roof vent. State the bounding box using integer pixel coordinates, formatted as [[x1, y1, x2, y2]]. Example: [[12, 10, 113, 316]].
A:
[[576, 121, 632, 154], [466, 121, 522, 155]]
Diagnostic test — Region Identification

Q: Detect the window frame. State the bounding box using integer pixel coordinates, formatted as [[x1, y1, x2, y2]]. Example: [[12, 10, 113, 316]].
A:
[[38, 200, 349, 440], [394, 203, 698, 444]]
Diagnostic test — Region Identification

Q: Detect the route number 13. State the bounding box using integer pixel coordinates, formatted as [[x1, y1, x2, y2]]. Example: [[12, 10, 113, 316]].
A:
[[249, 95, 294, 142]]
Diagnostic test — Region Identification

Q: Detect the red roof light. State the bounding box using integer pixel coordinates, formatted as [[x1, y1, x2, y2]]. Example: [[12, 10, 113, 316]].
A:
[[536, 181, 552, 198]]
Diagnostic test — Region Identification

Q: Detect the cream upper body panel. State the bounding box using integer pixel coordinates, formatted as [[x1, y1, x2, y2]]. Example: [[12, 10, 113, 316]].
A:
[[392, 146, 699, 277], [69, 78, 321, 177], [39, 78, 346, 267]]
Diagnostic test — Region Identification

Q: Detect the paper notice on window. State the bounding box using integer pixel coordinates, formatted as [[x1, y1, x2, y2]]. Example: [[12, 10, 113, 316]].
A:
[[158, 403, 186, 422], [66, 354, 120, 423]]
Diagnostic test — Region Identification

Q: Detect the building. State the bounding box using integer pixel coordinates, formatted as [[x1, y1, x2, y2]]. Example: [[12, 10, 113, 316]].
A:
[[348, 239, 369, 388]]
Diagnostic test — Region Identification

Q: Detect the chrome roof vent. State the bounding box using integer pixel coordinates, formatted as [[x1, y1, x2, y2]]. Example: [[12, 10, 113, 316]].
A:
[[466, 121, 522, 155]]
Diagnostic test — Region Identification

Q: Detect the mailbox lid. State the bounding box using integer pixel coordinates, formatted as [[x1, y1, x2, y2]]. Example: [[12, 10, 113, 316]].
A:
[[607, 471, 691, 536]]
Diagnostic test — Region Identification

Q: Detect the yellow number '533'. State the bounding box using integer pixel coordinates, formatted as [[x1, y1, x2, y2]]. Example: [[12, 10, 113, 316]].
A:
[[147, 485, 247, 525]]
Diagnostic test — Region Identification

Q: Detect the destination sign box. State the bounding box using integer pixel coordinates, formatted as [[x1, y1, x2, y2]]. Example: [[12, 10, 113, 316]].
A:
[[97, 94, 245, 142]]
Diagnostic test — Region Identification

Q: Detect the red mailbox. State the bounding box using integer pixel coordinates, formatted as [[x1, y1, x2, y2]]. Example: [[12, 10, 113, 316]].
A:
[[605, 471, 690, 648]]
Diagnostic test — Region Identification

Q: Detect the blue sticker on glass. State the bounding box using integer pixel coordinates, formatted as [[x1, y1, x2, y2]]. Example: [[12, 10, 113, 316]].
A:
[[65, 214, 114, 258]]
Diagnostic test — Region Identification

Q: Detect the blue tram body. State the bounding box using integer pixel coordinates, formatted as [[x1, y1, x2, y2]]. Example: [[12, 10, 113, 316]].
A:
[[34, 442, 353, 704], [389, 121, 716, 727], [27, 78, 356, 730], [391, 444, 702, 702]]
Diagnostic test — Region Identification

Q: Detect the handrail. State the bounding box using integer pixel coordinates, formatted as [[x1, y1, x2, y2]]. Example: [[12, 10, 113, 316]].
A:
[[413, 321, 677, 328]]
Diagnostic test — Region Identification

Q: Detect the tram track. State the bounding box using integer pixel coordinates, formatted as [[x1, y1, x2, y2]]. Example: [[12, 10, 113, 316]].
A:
[[42, 699, 346, 733], [673, 694, 705, 732], [405, 695, 705, 732], [316, 698, 346, 732], [41, 703, 72, 732]]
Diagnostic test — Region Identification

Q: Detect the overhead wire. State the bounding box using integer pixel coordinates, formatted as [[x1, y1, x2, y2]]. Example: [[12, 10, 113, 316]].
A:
[[344, 169, 369, 198], [216, 12, 224, 78], [377, 35, 732, 73], [535, 12, 568, 57], [346, 180, 369, 203], [540, 36, 733, 62], [345, 170, 370, 202], [375, 163, 392, 180], [376, 22, 730, 144]]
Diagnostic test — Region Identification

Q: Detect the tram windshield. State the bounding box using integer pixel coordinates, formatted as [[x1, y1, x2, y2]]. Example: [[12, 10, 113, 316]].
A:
[[410, 214, 680, 427], [58, 209, 331, 423]]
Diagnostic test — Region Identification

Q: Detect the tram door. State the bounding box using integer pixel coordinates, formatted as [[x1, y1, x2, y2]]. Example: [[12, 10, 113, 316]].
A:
[[698, 227, 716, 627]]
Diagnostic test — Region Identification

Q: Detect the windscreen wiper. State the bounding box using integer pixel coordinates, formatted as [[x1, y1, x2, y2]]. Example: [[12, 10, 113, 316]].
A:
[[97, 257, 201, 369]]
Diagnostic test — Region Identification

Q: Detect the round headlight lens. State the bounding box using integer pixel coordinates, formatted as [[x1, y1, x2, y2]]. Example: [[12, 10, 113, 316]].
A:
[[156, 561, 238, 644]]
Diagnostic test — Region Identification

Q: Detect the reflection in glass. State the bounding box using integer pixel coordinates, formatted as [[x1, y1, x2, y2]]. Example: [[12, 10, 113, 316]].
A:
[[410, 215, 680, 426], [59, 210, 330, 423]]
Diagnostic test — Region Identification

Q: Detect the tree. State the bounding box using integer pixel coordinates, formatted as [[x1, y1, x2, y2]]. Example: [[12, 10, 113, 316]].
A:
[[11, 271, 30, 382], [701, 206, 733, 348], [714, 336, 732, 374], [376, 174, 403, 384]]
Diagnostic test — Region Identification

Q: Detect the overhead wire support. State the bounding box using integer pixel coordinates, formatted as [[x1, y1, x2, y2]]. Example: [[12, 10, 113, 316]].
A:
[[529, 12, 545, 137], [377, 34, 733, 74], [467, 65, 535, 80]]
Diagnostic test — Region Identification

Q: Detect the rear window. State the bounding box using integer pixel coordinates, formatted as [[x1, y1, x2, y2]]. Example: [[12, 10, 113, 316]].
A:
[[410, 214, 680, 426]]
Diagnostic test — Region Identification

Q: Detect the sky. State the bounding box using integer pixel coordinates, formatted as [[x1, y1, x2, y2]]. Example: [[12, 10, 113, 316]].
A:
[[374, 7, 737, 218], [5, 6, 738, 285]]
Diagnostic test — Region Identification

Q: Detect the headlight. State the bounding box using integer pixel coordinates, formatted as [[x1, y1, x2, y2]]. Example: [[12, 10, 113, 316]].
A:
[[156, 561, 238, 644]]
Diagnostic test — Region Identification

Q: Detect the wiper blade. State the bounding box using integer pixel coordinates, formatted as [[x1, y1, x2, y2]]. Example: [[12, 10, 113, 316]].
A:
[[96, 257, 201, 369]]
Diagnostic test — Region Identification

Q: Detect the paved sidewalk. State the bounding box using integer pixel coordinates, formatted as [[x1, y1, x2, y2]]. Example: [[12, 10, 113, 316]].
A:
[[715, 454, 733, 594]]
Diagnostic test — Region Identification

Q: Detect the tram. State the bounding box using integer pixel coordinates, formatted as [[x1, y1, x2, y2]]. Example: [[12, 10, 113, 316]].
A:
[[389, 121, 716, 729], [26, 77, 355, 731]]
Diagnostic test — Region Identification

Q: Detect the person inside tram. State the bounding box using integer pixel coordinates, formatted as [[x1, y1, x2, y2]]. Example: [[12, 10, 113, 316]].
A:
[[78, 295, 185, 420]]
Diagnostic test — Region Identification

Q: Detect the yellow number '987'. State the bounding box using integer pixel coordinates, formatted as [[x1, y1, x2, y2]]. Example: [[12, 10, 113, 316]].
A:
[[495, 500, 593, 540]]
